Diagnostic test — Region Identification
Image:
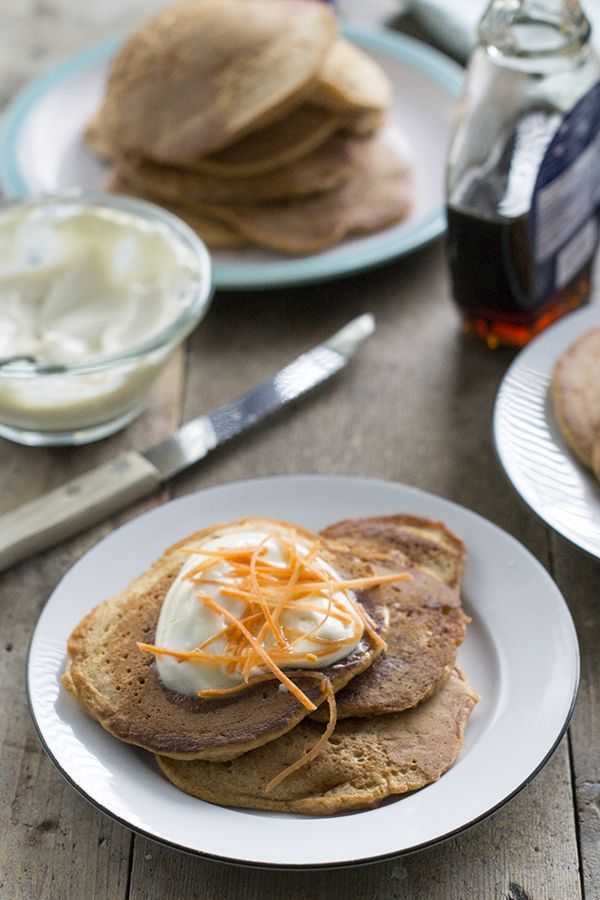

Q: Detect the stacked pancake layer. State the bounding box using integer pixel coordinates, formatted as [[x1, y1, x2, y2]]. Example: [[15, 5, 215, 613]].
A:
[[63, 515, 478, 815], [87, 0, 412, 253]]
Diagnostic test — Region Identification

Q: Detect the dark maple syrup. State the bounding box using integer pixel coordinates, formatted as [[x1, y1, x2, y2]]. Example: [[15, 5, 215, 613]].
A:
[[446, 207, 592, 349], [444, 0, 600, 349]]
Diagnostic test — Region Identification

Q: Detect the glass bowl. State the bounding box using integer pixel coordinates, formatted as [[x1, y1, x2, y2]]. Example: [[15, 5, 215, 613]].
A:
[[0, 192, 213, 446]]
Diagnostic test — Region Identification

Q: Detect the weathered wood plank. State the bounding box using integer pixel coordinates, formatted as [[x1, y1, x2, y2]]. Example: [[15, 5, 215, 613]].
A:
[[0, 350, 184, 900], [551, 535, 600, 900], [127, 244, 582, 899], [2, 0, 591, 895]]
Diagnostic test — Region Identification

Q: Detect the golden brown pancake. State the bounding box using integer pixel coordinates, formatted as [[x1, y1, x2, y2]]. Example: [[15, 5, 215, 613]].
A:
[[112, 133, 360, 205], [156, 668, 478, 815], [311, 515, 468, 721], [552, 326, 600, 476], [312, 39, 392, 113], [83, 113, 113, 161], [194, 136, 413, 254], [181, 106, 355, 179], [593, 439, 600, 483], [62, 518, 389, 760], [104, 170, 247, 248], [96, 0, 337, 163]]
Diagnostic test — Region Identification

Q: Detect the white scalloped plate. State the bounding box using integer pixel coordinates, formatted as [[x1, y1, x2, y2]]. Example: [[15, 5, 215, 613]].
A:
[[494, 304, 600, 559], [28, 475, 578, 868]]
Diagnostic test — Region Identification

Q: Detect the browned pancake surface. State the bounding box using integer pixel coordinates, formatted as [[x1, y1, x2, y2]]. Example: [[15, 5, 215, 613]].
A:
[[312, 515, 468, 720], [97, 0, 336, 163], [156, 668, 478, 815], [196, 136, 412, 254], [104, 170, 248, 248], [312, 39, 392, 113], [112, 133, 359, 206], [182, 105, 347, 177], [552, 325, 600, 471], [63, 518, 388, 760]]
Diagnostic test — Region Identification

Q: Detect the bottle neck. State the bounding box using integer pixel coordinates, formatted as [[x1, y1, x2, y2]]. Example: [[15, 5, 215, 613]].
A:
[[478, 0, 591, 57]]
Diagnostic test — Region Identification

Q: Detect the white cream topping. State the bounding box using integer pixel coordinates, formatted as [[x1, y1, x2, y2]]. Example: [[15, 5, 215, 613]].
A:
[[0, 204, 194, 365], [0, 203, 199, 432], [154, 529, 364, 697]]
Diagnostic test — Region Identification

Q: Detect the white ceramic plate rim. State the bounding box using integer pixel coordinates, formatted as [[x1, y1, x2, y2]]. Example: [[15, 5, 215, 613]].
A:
[[494, 304, 600, 559], [0, 26, 464, 290], [27, 475, 579, 868]]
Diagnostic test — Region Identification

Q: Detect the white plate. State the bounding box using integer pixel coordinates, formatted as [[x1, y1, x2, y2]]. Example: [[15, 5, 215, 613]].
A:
[[28, 475, 578, 868], [0, 26, 463, 290], [494, 305, 600, 559]]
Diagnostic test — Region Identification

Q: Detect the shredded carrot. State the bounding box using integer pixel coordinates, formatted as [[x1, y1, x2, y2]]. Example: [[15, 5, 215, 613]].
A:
[[197, 593, 317, 711], [140, 530, 409, 719], [197, 673, 277, 698], [265, 675, 338, 792], [289, 572, 411, 595]]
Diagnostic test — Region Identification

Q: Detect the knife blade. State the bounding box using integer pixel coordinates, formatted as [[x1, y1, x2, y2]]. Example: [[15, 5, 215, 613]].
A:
[[0, 313, 375, 574]]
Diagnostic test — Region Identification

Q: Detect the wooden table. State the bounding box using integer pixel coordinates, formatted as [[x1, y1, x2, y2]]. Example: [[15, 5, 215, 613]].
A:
[[1, 3, 599, 898]]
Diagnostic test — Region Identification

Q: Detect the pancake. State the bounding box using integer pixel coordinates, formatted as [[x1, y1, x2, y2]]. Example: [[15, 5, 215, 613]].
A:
[[104, 171, 247, 248], [62, 518, 389, 761], [113, 133, 360, 205], [551, 326, 600, 475], [83, 113, 113, 161], [182, 107, 384, 179], [194, 135, 413, 254], [311, 515, 468, 720], [312, 39, 392, 113], [593, 439, 600, 482], [181, 106, 355, 179], [96, 0, 337, 163], [156, 667, 478, 815]]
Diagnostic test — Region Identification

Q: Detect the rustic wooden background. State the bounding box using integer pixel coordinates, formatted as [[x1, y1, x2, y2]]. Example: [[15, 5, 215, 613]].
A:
[[1, 2, 598, 898]]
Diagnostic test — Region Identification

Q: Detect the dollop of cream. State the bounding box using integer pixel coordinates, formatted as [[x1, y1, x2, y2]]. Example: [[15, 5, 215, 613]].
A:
[[0, 203, 196, 365], [0, 202, 201, 433], [154, 529, 364, 696]]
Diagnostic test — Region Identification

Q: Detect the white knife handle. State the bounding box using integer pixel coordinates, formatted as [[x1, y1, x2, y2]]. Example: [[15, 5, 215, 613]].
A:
[[0, 451, 162, 574]]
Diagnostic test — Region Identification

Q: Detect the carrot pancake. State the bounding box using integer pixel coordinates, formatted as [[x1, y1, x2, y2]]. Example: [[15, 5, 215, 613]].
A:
[[312, 38, 393, 113], [156, 668, 478, 815], [63, 518, 391, 760], [95, 0, 336, 163], [111, 133, 360, 206], [193, 136, 412, 254], [179, 105, 363, 179], [104, 171, 248, 248], [311, 515, 468, 721], [551, 325, 600, 479]]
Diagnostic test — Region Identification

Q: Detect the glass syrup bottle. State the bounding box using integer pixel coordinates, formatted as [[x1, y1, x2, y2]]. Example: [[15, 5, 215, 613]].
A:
[[446, 0, 600, 348]]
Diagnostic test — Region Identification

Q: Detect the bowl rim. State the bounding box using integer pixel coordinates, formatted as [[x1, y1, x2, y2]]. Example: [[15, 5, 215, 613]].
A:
[[0, 190, 214, 378]]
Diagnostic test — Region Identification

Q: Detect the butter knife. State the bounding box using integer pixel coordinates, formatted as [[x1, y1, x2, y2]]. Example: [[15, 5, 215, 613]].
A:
[[0, 313, 374, 574]]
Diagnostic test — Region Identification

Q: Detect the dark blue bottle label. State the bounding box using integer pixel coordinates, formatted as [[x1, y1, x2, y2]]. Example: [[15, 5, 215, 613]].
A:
[[529, 81, 600, 307]]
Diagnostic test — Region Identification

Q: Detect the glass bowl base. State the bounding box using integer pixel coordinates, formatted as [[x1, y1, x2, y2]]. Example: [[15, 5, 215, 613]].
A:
[[0, 404, 146, 447]]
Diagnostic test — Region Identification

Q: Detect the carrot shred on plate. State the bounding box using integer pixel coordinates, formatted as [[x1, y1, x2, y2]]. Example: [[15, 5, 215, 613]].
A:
[[266, 675, 337, 792]]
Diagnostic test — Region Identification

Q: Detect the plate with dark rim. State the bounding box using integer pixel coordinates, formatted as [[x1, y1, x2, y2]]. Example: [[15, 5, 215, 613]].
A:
[[28, 475, 578, 868]]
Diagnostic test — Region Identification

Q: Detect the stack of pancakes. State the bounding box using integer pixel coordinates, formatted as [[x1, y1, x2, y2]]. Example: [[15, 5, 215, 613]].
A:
[[63, 515, 478, 815], [87, 0, 413, 254], [552, 326, 600, 483]]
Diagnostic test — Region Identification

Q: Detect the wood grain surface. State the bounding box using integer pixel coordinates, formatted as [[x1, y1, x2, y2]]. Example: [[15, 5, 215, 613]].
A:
[[0, 3, 597, 899]]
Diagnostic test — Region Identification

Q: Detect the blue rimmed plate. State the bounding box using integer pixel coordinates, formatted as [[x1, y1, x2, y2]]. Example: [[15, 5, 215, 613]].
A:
[[0, 26, 463, 290]]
